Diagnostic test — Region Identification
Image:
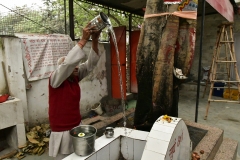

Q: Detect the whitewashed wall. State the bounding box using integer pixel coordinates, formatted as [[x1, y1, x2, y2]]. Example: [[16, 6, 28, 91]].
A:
[[0, 37, 29, 122], [0, 36, 109, 126], [80, 42, 109, 116]]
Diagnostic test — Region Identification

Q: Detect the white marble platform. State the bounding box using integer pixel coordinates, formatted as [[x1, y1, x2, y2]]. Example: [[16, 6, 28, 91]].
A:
[[0, 98, 26, 148], [63, 127, 149, 160], [64, 116, 192, 160], [141, 116, 192, 160]]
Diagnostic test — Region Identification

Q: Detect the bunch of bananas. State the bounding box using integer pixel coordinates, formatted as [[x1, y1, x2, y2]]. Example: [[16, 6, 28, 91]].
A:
[[13, 124, 50, 159]]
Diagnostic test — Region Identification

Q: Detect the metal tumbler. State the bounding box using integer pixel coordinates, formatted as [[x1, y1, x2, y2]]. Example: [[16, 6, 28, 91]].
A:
[[90, 12, 110, 31]]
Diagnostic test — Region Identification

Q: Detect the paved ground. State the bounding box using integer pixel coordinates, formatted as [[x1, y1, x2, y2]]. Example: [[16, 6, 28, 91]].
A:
[[178, 84, 240, 160], [5, 83, 240, 160]]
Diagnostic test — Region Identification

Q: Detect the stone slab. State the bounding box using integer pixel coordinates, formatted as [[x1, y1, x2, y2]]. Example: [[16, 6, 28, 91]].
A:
[[213, 137, 238, 160], [0, 98, 24, 129], [185, 120, 223, 160]]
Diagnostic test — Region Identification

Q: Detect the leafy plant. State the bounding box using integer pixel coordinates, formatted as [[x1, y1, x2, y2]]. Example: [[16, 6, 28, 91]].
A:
[[0, 0, 143, 41]]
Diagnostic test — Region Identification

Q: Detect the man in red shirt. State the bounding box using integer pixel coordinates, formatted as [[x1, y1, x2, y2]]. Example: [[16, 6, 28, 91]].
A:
[[48, 23, 102, 160]]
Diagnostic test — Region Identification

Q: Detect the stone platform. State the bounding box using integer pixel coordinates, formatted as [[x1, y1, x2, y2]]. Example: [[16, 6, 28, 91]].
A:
[[82, 108, 238, 160], [0, 98, 26, 159], [186, 120, 238, 160]]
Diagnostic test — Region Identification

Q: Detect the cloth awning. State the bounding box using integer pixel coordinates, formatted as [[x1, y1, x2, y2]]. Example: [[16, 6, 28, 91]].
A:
[[206, 0, 234, 22]]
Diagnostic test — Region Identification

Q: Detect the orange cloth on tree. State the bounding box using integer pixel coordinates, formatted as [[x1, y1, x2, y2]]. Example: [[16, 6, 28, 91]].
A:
[[144, 11, 197, 20]]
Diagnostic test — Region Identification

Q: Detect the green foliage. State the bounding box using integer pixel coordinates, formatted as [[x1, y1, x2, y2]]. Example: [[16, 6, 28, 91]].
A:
[[0, 0, 143, 40]]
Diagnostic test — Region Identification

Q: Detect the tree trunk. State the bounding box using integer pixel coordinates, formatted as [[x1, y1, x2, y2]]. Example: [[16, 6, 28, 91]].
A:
[[134, 0, 167, 130], [175, 19, 197, 76], [152, 5, 179, 122], [134, 0, 198, 131]]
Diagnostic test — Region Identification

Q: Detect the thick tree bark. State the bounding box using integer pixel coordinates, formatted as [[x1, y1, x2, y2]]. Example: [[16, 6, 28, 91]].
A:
[[134, 0, 198, 131], [134, 0, 166, 130], [175, 19, 197, 76], [152, 5, 179, 122]]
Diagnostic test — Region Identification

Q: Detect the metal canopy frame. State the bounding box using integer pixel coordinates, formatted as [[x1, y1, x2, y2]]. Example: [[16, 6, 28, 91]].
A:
[[68, 0, 144, 40], [67, 0, 238, 122], [78, 0, 145, 16], [68, 0, 238, 40]]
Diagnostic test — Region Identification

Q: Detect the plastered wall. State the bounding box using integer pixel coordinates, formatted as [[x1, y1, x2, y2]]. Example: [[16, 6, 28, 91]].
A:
[[191, 14, 240, 80], [0, 36, 110, 126]]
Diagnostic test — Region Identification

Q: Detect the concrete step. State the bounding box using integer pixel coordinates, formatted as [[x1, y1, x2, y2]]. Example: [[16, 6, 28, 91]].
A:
[[185, 120, 238, 160], [185, 120, 223, 160], [213, 137, 238, 160]]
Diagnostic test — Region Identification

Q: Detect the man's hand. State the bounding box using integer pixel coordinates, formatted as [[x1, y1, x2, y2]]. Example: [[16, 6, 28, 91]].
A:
[[78, 22, 97, 49], [82, 22, 96, 41]]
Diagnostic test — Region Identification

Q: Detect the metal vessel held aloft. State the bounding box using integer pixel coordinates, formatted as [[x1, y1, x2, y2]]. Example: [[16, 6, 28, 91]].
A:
[[90, 12, 110, 31]]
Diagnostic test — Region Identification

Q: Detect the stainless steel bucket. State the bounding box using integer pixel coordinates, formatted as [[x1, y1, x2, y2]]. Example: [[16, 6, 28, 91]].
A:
[[90, 12, 110, 31], [70, 125, 97, 156]]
